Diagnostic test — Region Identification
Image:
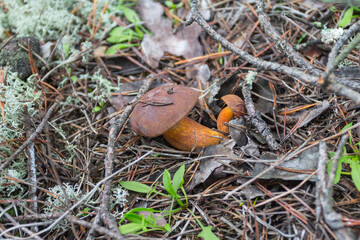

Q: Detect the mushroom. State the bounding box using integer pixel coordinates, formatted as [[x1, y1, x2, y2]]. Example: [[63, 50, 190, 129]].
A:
[[217, 94, 245, 133], [130, 85, 224, 151]]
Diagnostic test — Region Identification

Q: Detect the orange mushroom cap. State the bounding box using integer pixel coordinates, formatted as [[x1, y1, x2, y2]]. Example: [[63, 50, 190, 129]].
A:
[[221, 94, 245, 117]]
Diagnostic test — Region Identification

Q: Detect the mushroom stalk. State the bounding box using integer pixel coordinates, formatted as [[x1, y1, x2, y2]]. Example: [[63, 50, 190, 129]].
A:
[[163, 117, 224, 151]]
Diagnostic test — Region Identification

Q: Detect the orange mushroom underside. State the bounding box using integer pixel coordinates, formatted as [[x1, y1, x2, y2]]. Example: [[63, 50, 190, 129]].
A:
[[216, 106, 234, 133], [163, 117, 224, 151]]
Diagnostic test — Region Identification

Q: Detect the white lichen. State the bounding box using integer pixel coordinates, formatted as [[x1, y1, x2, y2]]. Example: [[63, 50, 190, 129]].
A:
[[81, 69, 121, 104], [0, 0, 120, 40], [321, 28, 344, 44], [245, 71, 258, 90], [338, 58, 357, 68], [111, 186, 128, 218], [0, 71, 42, 159], [44, 183, 83, 213], [0, 159, 27, 198]]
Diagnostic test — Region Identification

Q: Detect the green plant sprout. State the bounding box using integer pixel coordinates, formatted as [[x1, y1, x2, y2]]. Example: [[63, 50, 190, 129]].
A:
[[119, 165, 220, 240], [106, 1, 150, 54], [92, 102, 104, 113], [164, 0, 184, 25], [217, 45, 223, 65], [338, 5, 360, 28], [165, 1, 184, 11], [324, 1, 360, 28], [297, 33, 307, 44], [328, 122, 360, 192]]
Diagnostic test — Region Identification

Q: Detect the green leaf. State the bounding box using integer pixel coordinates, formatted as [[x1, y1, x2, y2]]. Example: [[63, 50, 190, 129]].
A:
[[105, 43, 139, 55], [297, 33, 307, 44], [92, 106, 102, 113], [339, 8, 354, 28], [125, 212, 158, 226], [108, 26, 126, 37], [327, 158, 343, 184], [163, 169, 176, 197], [172, 165, 185, 192], [198, 225, 220, 240], [176, 2, 184, 8], [350, 160, 360, 191], [119, 6, 140, 24], [107, 35, 130, 44], [107, 27, 142, 43], [134, 25, 144, 38], [165, 1, 173, 7], [79, 207, 90, 217], [126, 207, 164, 215], [119, 222, 143, 234], [63, 43, 70, 55], [341, 155, 358, 164], [71, 76, 78, 82], [164, 223, 172, 232], [340, 122, 353, 133], [119, 181, 151, 193], [124, 213, 144, 224]]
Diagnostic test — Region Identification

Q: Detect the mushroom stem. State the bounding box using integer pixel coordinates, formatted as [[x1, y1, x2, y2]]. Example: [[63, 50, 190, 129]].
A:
[[163, 117, 224, 151], [217, 106, 234, 133]]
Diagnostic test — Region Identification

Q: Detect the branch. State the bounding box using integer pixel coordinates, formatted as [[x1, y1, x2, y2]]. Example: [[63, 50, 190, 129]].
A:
[[187, 0, 360, 103]]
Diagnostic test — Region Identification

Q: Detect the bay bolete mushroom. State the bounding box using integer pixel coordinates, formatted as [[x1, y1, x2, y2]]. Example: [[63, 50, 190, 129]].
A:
[[130, 85, 224, 151], [217, 94, 245, 133]]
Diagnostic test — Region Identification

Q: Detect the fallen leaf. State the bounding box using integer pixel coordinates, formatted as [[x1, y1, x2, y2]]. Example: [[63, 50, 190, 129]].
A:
[[240, 137, 260, 157], [251, 147, 319, 181], [187, 140, 235, 190], [138, 0, 203, 68], [229, 118, 248, 147], [298, 100, 329, 128]]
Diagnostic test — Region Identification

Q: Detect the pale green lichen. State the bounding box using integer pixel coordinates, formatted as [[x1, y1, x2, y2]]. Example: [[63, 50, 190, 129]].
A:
[[321, 27, 344, 44], [111, 186, 128, 218], [0, 71, 42, 159], [0, 158, 27, 199], [338, 58, 357, 68], [81, 69, 121, 104], [0, 71, 42, 198], [245, 71, 258, 90], [313, 22, 322, 28], [0, 0, 120, 40], [43, 183, 84, 230], [44, 183, 83, 213]]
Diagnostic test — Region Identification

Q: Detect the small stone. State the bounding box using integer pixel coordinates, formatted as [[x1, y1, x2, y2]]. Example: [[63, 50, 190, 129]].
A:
[[0, 37, 41, 80]]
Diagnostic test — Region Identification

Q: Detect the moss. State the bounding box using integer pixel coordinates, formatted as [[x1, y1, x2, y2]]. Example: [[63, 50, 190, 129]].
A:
[[0, 37, 41, 79]]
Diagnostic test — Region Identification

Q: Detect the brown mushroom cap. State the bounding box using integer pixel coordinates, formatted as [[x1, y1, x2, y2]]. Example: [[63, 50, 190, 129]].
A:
[[130, 85, 199, 137], [221, 94, 245, 117]]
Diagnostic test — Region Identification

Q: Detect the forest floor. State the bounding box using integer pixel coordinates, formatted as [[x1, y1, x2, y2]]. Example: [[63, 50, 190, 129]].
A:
[[1, 0, 360, 239]]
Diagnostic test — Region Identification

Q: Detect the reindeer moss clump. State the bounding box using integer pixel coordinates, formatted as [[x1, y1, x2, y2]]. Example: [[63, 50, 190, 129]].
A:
[[0, 0, 120, 40], [0, 71, 42, 160]]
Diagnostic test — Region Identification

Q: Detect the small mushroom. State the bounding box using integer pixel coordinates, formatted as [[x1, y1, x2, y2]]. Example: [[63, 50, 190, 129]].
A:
[[217, 94, 245, 133], [130, 85, 224, 151]]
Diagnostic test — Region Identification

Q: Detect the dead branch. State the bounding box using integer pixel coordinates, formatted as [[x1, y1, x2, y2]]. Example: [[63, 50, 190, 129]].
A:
[[187, 0, 360, 104], [316, 138, 359, 240]]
